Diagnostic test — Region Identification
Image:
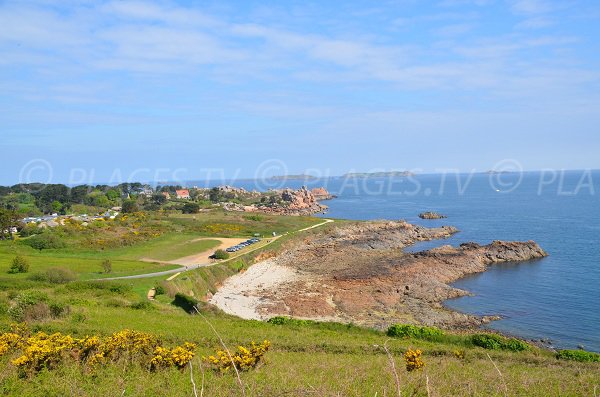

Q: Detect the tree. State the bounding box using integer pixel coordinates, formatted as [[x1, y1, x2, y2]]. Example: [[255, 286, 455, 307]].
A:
[[213, 249, 230, 260], [51, 200, 63, 213], [100, 259, 112, 274], [0, 208, 19, 240], [182, 202, 200, 214], [122, 199, 139, 213], [8, 255, 29, 274], [150, 194, 167, 206], [106, 189, 120, 201]]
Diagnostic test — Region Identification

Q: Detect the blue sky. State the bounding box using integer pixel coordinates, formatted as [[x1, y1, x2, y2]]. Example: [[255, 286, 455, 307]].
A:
[[1, 0, 600, 184]]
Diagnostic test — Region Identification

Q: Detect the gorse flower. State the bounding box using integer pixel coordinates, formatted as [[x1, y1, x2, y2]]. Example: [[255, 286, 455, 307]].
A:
[[404, 348, 425, 371], [205, 340, 270, 372], [0, 326, 197, 375]]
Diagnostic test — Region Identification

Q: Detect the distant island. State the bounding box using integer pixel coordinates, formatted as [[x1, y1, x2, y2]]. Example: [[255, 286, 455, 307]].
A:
[[268, 174, 318, 180], [343, 171, 415, 178]]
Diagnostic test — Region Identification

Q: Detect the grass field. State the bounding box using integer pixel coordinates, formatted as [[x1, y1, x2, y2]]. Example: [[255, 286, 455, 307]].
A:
[[104, 234, 221, 261]]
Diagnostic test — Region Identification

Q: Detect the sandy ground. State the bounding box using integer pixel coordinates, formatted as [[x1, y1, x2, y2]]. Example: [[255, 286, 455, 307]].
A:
[[209, 259, 299, 320]]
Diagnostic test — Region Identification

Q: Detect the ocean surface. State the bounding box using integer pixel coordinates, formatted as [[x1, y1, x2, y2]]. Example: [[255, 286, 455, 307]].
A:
[[204, 171, 600, 352]]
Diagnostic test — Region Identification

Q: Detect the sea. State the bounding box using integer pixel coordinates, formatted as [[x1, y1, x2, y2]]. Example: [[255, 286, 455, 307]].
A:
[[194, 171, 600, 352]]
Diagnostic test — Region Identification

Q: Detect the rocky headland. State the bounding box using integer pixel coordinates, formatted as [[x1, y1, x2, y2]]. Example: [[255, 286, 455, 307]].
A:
[[210, 220, 547, 329], [222, 186, 330, 216]]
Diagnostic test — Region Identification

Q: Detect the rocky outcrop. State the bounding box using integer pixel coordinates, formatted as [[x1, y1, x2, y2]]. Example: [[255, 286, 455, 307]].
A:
[[217, 186, 332, 216], [225, 221, 547, 330], [258, 186, 328, 216], [311, 187, 334, 201], [419, 212, 447, 219]]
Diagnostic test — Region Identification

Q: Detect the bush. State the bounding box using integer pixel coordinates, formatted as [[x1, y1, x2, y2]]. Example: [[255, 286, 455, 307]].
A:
[[24, 233, 66, 250], [267, 316, 316, 326], [66, 281, 132, 294], [387, 324, 445, 341], [45, 267, 77, 284], [8, 255, 30, 274], [122, 199, 139, 213], [213, 249, 230, 260], [19, 224, 39, 237], [100, 259, 112, 274], [49, 302, 70, 317], [154, 285, 165, 295], [182, 202, 200, 214], [243, 214, 264, 221], [556, 349, 600, 362], [471, 333, 529, 352], [7, 290, 49, 321], [172, 293, 198, 313], [130, 300, 154, 310]]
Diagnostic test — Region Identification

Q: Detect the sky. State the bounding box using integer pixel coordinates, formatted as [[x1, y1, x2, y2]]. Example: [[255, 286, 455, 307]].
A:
[[1, 0, 600, 185]]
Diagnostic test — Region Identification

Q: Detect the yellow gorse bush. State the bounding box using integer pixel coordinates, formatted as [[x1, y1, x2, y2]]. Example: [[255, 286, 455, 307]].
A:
[[404, 348, 425, 371], [0, 326, 196, 374], [205, 340, 270, 372], [150, 342, 197, 370]]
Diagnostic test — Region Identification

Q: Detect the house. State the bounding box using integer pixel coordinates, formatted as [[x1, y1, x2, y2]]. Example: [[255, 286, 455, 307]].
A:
[[175, 189, 190, 199], [161, 192, 171, 199]]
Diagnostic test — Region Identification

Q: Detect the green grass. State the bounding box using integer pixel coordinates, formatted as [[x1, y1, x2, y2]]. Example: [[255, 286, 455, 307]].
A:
[[0, 252, 179, 280], [0, 287, 597, 396], [103, 234, 221, 261]]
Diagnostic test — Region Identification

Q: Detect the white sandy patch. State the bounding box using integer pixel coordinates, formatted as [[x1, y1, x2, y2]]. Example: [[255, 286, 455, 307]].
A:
[[209, 259, 299, 320]]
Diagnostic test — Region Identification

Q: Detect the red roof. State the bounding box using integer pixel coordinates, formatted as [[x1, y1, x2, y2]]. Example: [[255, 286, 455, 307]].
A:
[[175, 189, 190, 197]]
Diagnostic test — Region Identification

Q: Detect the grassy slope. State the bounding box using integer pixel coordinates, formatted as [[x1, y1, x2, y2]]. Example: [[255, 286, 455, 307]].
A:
[[0, 281, 597, 397]]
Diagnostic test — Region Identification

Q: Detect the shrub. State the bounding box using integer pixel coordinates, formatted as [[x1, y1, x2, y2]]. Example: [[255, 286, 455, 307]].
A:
[[27, 272, 48, 282], [213, 249, 230, 260], [205, 340, 270, 372], [0, 328, 196, 373], [267, 316, 316, 326], [404, 349, 425, 371], [181, 202, 200, 214], [130, 301, 153, 310], [471, 333, 529, 352], [243, 214, 263, 221], [100, 259, 112, 274], [172, 293, 198, 313], [19, 224, 40, 237], [45, 267, 77, 284], [387, 324, 445, 341], [8, 256, 30, 274], [154, 285, 165, 296], [7, 290, 49, 321], [49, 302, 70, 318], [122, 199, 139, 213], [556, 349, 600, 362], [24, 233, 66, 250], [67, 281, 132, 294]]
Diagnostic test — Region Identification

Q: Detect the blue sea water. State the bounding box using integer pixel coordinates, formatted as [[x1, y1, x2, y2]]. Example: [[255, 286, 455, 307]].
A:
[[205, 171, 600, 352]]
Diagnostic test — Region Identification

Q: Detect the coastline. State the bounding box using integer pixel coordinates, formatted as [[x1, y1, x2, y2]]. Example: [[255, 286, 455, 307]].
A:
[[209, 219, 547, 331]]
